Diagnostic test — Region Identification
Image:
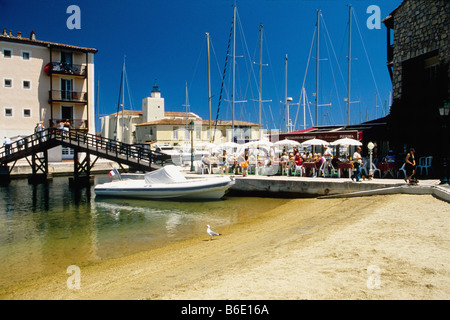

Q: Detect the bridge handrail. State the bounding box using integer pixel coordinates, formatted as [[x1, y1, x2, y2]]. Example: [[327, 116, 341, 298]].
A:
[[1, 128, 158, 167]]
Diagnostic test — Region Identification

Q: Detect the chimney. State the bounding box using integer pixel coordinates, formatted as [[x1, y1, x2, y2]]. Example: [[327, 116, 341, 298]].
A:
[[30, 30, 36, 41], [9, 30, 12, 37], [17, 31, 22, 39], [2, 29, 6, 36]]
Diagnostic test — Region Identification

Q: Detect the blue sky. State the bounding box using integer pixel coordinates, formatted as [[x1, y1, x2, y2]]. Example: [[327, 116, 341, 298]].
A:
[[0, 0, 402, 132]]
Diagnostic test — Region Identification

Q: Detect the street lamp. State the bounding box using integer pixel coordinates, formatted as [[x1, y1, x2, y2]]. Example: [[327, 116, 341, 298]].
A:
[[439, 102, 450, 185], [189, 120, 195, 172], [367, 142, 375, 176]]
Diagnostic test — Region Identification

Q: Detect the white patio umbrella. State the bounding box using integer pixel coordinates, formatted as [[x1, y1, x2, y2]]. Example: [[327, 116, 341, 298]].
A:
[[242, 140, 273, 149], [301, 138, 329, 146], [274, 139, 301, 147], [330, 138, 362, 146], [195, 142, 217, 149], [218, 141, 240, 149]]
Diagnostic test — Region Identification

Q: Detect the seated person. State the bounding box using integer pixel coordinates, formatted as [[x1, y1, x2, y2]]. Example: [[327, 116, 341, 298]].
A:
[[317, 153, 326, 177], [317, 153, 325, 167], [294, 151, 303, 166], [302, 151, 311, 162], [384, 150, 396, 163], [201, 154, 211, 165], [331, 155, 341, 169]]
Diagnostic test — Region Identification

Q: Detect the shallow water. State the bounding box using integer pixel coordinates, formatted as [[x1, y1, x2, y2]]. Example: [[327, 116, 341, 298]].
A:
[[0, 175, 290, 288]]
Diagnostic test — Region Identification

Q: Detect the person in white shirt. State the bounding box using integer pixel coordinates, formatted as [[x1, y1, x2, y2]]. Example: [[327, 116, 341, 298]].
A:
[[351, 146, 363, 182], [3, 136, 12, 155]]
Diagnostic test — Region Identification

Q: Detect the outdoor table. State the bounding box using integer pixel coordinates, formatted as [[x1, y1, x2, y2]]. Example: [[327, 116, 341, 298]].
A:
[[302, 162, 317, 176], [337, 162, 353, 178], [302, 162, 317, 169], [377, 162, 398, 178]]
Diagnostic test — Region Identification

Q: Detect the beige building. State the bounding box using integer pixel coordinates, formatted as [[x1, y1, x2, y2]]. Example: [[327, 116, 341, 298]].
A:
[[0, 29, 97, 160], [101, 82, 260, 147]]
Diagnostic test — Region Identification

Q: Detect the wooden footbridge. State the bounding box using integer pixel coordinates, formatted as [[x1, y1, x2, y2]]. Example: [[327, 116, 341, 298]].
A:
[[0, 128, 167, 185]]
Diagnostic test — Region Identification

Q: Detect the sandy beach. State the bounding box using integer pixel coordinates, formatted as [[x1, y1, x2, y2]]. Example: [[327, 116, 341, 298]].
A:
[[0, 193, 449, 300]]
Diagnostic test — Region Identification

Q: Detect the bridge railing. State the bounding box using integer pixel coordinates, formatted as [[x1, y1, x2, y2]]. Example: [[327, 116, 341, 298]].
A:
[[1, 129, 50, 158], [1, 128, 159, 168]]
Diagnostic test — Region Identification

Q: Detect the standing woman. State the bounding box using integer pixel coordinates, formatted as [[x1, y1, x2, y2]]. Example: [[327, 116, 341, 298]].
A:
[[405, 148, 416, 183], [240, 148, 249, 177], [219, 150, 228, 175]]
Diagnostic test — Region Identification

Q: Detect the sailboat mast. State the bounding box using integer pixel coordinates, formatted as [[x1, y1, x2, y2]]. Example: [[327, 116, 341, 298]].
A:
[[315, 9, 320, 127], [183, 81, 190, 142], [206, 32, 212, 142], [258, 24, 263, 138], [232, 4, 236, 140], [284, 54, 288, 132], [302, 87, 306, 130], [347, 5, 352, 126], [121, 58, 125, 142]]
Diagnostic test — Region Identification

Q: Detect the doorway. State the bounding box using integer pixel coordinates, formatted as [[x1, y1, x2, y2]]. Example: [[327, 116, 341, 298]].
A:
[[61, 105, 74, 159]]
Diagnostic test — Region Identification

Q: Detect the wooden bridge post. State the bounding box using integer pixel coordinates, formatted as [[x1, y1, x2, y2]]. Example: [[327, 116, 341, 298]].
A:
[[70, 149, 92, 187], [28, 150, 52, 184], [0, 164, 10, 184]]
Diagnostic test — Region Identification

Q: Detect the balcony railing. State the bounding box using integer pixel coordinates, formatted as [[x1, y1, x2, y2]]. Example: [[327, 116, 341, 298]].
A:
[[45, 62, 87, 76], [49, 90, 87, 103]]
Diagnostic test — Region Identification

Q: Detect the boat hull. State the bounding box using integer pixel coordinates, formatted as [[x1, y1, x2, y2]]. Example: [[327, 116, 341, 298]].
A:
[[94, 177, 235, 200]]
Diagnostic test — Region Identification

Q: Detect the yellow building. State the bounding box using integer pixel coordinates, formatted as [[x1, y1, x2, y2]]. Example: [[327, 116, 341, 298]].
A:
[[0, 29, 97, 160]]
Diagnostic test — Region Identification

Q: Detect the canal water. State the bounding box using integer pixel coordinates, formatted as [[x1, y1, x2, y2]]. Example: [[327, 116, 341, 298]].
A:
[[0, 175, 289, 289]]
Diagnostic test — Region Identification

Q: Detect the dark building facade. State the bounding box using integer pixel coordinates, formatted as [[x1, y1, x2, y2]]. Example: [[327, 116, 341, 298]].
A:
[[383, 0, 449, 177]]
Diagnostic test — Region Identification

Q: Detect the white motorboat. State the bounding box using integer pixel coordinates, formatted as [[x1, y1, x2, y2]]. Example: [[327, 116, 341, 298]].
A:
[[94, 165, 235, 200]]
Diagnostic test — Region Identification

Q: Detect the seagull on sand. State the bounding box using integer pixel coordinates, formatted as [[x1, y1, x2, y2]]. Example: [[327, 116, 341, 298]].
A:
[[206, 224, 221, 240]]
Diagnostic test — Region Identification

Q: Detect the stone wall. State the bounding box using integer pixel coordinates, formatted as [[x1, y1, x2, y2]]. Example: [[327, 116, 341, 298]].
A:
[[391, 0, 449, 100]]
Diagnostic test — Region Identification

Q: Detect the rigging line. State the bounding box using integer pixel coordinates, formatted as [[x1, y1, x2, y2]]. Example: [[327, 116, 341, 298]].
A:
[[249, 29, 261, 105], [188, 36, 206, 95], [241, 28, 258, 121], [330, 20, 348, 125], [262, 31, 277, 129], [322, 22, 341, 121], [323, 17, 348, 95], [209, 37, 229, 98], [236, 8, 260, 104], [353, 10, 381, 104], [321, 15, 348, 124], [263, 31, 280, 119], [236, 61, 249, 122], [114, 60, 124, 138], [213, 11, 234, 142], [266, 103, 275, 130], [123, 65, 134, 111], [293, 26, 316, 129], [306, 91, 314, 127], [210, 38, 231, 104]]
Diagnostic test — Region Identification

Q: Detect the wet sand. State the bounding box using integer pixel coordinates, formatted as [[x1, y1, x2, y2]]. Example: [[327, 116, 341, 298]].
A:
[[0, 194, 449, 300]]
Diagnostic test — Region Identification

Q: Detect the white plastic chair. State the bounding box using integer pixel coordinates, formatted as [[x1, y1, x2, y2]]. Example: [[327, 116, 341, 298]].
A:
[[318, 161, 336, 177], [195, 161, 208, 174], [415, 157, 426, 174], [397, 162, 407, 179], [417, 156, 432, 176], [294, 165, 305, 177], [371, 162, 382, 178], [361, 158, 370, 176]]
